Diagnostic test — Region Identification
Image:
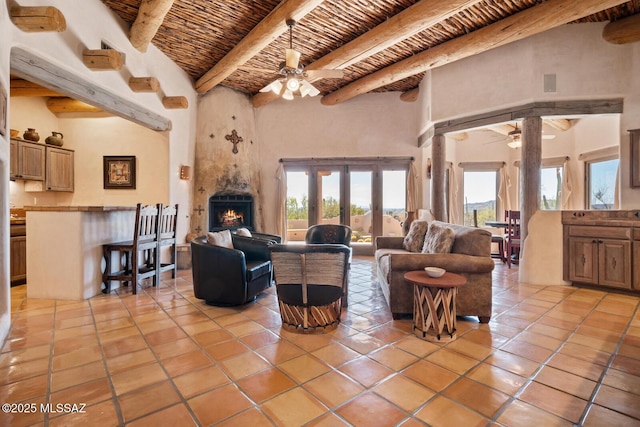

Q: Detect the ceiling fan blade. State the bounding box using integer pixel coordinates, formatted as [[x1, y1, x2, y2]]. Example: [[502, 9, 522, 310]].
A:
[[542, 134, 556, 140], [238, 65, 276, 74], [304, 69, 344, 80], [285, 48, 300, 69]]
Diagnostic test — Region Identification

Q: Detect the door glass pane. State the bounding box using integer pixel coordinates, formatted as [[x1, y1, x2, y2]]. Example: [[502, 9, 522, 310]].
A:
[[286, 171, 308, 241], [350, 171, 372, 244], [588, 159, 619, 209], [382, 170, 405, 237], [541, 166, 562, 210], [463, 171, 497, 226], [319, 170, 340, 224]]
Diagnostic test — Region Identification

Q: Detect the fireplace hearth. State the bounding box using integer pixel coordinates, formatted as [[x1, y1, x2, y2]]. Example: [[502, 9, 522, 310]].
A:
[[209, 194, 253, 231]]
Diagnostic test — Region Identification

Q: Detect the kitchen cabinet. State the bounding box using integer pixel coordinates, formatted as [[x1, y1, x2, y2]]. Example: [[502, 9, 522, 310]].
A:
[[10, 223, 27, 285], [10, 138, 75, 192], [45, 146, 74, 191], [563, 211, 638, 291], [10, 138, 45, 181]]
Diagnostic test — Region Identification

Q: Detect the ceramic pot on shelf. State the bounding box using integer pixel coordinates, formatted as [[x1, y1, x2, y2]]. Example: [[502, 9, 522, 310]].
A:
[[23, 128, 40, 142], [45, 132, 64, 147]]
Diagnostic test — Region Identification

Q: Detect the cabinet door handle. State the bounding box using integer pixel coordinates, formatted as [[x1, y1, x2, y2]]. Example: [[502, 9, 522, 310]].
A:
[[592, 239, 597, 243]]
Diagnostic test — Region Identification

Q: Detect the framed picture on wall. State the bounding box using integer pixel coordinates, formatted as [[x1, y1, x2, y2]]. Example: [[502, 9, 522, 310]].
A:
[[0, 81, 7, 137], [104, 156, 136, 189], [632, 130, 640, 188]]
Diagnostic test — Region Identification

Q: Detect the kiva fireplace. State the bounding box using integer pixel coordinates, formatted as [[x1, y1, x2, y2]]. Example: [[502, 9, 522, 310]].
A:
[[209, 194, 253, 231]]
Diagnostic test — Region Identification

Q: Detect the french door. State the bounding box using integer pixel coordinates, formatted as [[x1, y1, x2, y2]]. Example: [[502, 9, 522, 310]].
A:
[[284, 159, 409, 255]]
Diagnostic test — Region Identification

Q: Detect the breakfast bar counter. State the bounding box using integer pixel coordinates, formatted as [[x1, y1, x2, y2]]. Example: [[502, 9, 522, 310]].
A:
[[25, 206, 137, 300]]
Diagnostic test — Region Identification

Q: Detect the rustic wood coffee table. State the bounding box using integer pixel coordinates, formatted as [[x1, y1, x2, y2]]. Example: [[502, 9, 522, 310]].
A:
[[404, 270, 467, 342]]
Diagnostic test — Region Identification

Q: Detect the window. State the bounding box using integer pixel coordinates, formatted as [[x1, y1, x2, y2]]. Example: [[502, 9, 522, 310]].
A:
[[282, 157, 411, 254], [540, 166, 562, 210], [586, 158, 619, 209], [462, 169, 498, 226]]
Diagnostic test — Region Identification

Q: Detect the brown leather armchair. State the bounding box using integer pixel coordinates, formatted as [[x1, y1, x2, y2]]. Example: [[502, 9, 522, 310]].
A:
[[190, 233, 280, 306]]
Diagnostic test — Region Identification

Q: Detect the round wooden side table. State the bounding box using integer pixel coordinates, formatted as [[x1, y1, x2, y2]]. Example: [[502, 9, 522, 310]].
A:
[[404, 270, 467, 343]]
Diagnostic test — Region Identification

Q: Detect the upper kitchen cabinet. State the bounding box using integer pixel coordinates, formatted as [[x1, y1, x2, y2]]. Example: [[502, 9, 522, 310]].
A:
[[10, 138, 45, 181], [10, 138, 75, 192], [45, 146, 74, 192]]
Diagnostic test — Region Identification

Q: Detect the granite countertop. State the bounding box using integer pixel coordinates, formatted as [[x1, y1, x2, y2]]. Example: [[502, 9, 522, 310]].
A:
[[23, 206, 137, 212]]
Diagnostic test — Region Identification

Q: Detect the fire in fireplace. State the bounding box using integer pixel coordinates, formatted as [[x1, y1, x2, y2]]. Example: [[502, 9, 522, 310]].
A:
[[209, 194, 253, 231]]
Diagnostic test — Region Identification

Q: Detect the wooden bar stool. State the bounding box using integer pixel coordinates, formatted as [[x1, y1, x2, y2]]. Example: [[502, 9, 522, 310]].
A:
[[157, 203, 178, 283], [102, 203, 160, 294]]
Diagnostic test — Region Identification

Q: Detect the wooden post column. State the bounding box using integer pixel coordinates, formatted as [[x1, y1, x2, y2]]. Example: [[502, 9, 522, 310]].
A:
[[520, 116, 542, 245], [431, 134, 447, 222]]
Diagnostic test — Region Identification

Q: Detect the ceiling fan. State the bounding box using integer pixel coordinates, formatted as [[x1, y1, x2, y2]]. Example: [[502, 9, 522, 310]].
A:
[[245, 19, 343, 100], [506, 123, 556, 148]]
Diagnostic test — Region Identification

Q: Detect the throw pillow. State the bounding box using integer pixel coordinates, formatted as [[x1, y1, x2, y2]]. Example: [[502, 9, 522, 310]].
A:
[[236, 227, 252, 237], [403, 220, 429, 252], [206, 230, 234, 249], [421, 222, 455, 254]]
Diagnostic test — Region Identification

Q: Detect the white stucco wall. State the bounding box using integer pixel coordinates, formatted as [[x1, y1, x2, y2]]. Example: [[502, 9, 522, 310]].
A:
[[255, 92, 422, 233], [8, 0, 196, 237], [0, 0, 196, 343], [10, 97, 170, 208], [0, 0, 12, 345], [425, 22, 640, 285]]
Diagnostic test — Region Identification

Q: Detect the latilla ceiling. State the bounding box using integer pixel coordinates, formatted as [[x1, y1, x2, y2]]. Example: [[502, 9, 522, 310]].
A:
[[100, 0, 640, 106]]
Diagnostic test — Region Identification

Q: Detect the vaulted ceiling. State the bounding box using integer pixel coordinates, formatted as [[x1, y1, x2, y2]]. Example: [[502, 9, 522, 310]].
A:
[[99, 0, 640, 107]]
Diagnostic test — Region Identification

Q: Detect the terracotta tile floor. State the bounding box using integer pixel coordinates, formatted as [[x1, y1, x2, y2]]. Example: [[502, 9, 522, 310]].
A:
[[2, 258, 640, 426]]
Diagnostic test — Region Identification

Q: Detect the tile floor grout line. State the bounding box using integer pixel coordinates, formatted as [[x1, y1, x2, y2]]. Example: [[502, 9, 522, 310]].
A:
[[88, 295, 127, 427], [487, 286, 615, 425], [576, 299, 640, 426], [134, 277, 291, 426], [121, 278, 219, 426]]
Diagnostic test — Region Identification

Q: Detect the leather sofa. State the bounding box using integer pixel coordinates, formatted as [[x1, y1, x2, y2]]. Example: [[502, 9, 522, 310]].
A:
[[375, 221, 495, 323], [191, 232, 280, 306]]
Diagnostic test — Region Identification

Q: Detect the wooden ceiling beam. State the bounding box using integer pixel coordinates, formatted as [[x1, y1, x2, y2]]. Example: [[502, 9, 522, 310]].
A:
[[195, 0, 326, 94], [252, 0, 482, 107], [545, 118, 573, 131], [399, 87, 419, 103], [10, 78, 64, 97], [9, 6, 66, 32], [603, 13, 640, 44], [321, 0, 629, 106], [46, 98, 103, 113], [130, 0, 175, 53]]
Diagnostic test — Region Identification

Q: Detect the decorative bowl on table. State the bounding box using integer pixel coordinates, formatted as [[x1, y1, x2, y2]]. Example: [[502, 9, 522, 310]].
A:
[[424, 267, 446, 278]]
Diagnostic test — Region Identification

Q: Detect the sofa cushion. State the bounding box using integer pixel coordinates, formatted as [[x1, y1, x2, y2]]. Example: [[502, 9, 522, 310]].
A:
[[421, 221, 455, 254], [449, 225, 492, 257], [402, 220, 429, 252], [236, 227, 252, 237], [206, 230, 234, 249]]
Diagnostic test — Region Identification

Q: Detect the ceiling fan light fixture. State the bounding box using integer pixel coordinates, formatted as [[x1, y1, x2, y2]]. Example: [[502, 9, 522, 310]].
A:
[[301, 79, 320, 97], [286, 75, 300, 91], [267, 79, 283, 95], [507, 140, 521, 149], [282, 89, 294, 100]]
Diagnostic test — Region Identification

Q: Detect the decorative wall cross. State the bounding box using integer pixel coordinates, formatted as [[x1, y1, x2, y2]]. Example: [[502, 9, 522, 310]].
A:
[[225, 129, 243, 154], [194, 205, 204, 216]]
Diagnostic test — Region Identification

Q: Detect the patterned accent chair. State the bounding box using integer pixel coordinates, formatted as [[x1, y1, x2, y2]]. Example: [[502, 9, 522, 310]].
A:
[[269, 244, 351, 333], [305, 224, 353, 305]]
